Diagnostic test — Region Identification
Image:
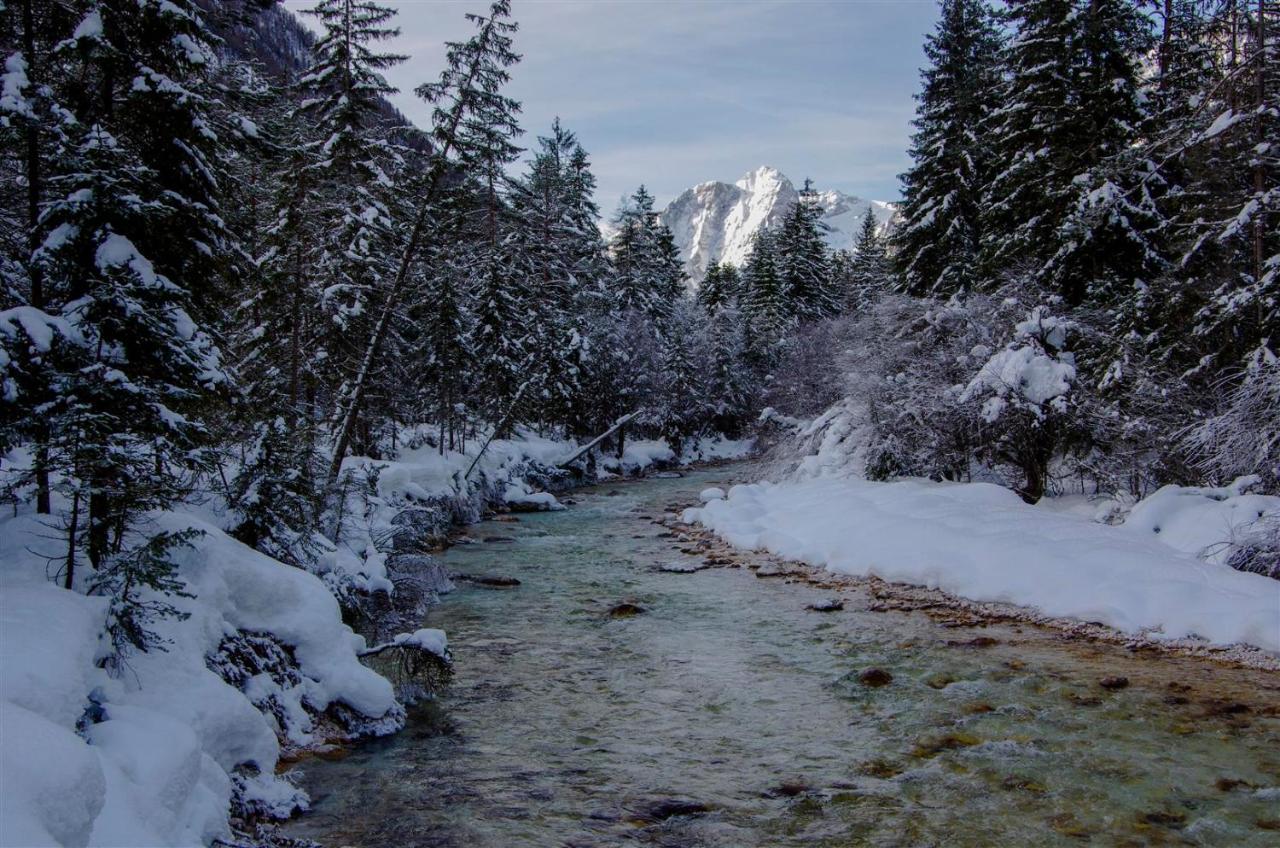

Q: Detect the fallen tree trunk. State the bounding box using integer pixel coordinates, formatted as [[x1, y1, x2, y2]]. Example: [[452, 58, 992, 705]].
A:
[[557, 410, 642, 469]]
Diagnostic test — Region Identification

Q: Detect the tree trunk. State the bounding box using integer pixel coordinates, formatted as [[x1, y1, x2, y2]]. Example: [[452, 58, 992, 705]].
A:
[[21, 0, 51, 515], [1252, 0, 1266, 287], [327, 12, 501, 484]]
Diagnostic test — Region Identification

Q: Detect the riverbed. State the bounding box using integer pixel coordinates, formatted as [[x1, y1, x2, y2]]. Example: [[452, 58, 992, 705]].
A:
[[285, 466, 1280, 847]]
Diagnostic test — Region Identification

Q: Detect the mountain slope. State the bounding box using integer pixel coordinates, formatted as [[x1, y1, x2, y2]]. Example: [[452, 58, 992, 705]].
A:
[[660, 166, 894, 281]]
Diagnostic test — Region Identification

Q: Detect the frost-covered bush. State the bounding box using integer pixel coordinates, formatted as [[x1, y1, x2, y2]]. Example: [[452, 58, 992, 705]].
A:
[[959, 305, 1084, 502], [1185, 351, 1280, 493]]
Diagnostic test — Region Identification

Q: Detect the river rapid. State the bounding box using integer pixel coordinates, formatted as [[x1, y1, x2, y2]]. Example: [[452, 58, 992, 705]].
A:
[[285, 465, 1280, 847]]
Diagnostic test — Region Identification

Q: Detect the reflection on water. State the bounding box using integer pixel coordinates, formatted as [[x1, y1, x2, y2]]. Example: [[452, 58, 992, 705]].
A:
[[285, 467, 1280, 847]]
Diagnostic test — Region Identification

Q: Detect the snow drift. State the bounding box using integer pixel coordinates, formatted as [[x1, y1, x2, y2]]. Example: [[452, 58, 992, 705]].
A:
[[685, 477, 1280, 652]]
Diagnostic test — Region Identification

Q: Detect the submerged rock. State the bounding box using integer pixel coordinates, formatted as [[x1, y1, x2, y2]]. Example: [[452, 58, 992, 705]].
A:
[[858, 668, 894, 687], [629, 797, 710, 822], [454, 574, 521, 588], [1099, 676, 1130, 690]]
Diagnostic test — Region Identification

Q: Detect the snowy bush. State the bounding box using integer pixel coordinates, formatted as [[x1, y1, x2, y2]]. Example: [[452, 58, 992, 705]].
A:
[[959, 305, 1083, 502]]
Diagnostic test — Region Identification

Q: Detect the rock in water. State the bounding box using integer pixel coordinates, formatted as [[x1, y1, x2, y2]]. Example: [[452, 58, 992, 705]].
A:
[[659, 562, 703, 574], [807, 598, 844, 612], [455, 574, 521, 588], [858, 668, 893, 687], [1099, 676, 1130, 690], [630, 798, 711, 822], [607, 603, 647, 618]]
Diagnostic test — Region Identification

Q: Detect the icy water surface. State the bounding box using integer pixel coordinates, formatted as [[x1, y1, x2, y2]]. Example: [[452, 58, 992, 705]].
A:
[[286, 466, 1280, 847]]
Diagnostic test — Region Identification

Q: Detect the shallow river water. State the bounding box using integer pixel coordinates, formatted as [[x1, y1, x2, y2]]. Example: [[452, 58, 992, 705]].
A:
[[286, 466, 1280, 847]]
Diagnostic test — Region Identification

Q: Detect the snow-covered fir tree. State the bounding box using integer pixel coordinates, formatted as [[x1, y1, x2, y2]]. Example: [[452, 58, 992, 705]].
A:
[[848, 208, 894, 307], [894, 0, 1003, 297], [776, 179, 838, 319]]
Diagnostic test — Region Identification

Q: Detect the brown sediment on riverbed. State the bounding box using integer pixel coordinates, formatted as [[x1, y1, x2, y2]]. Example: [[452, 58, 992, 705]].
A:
[[658, 506, 1280, 674]]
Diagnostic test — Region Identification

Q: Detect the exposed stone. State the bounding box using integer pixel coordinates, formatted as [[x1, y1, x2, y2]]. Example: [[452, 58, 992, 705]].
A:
[[806, 598, 844, 612], [1099, 676, 1130, 690], [858, 668, 893, 687], [607, 603, 647, 618]]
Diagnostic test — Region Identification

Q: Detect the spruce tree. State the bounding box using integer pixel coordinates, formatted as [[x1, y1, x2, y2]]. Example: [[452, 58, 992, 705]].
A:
[[894, 0, 1003, 297], [741, 228, 788, 349], [981, 0, 1155, 306], [33, 0, 232, 649], [296, 0, 406, 447], [849, 208, 893, 307], [328, 0, 522, 478], [608, 185, 685, 321], [777, 180, 837, 319]]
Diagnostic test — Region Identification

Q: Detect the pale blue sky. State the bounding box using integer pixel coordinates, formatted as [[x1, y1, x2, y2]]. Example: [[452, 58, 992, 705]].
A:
[[283, 0, 940, 209]]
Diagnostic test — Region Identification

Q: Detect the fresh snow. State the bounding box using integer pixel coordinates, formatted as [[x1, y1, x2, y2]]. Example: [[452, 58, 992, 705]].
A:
[[685, 477, 1280, 652], [0, 508, 399, 847], [659, 166, 894, 280]]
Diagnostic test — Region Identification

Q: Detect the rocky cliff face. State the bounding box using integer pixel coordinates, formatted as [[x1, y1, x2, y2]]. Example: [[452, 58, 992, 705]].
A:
[[659, 166, 894, 281]]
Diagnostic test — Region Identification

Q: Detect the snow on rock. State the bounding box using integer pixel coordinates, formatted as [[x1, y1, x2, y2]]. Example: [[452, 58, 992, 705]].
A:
[[699, 487, 726, 503], [1123, 478, 1280, 565], [660, 166, 894, 280], [503, 478, 564, 511], [0, 507, 400, 847], [392, 628, 449, 659], [686, 478, 1280, 652]]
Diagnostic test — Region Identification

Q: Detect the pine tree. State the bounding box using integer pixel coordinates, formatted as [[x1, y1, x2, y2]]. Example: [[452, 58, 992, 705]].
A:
[[608, 185, 685, 321], [1042, 0, 1162, 306], [980, 0, 1081, 288], [510, 119, 606, 428], [328, 0, 522, 479], [697, 261, 734, 313], [32, 0, 232, 649], [741, 228, 788, 350], [894, 0, 1003, 297], [295, 0, 406, 447], [653, 299, 709, 453], [848, 208, 893, 307], [777, 180, 837, 319], [981, 0, 1156, 306]]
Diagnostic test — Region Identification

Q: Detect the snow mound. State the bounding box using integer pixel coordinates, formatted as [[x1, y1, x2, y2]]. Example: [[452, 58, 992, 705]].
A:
[[687, 478, 1280, 652], [0, 509, 400, 847], [699, 487, 726, 502], [1122, 478, 1279, 565]]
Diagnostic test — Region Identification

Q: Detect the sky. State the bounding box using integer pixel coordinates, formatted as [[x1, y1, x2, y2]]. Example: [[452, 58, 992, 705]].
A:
[[282, 0, 940, 211]]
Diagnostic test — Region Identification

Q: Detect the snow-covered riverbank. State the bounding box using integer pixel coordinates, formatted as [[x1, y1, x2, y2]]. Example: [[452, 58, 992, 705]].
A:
[[685, 478, 1280, 654], [0, 432, 752, 846]]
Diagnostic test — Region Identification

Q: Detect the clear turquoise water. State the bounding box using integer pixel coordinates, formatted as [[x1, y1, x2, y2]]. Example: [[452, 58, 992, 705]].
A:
[[285, 466, 1280, 847]]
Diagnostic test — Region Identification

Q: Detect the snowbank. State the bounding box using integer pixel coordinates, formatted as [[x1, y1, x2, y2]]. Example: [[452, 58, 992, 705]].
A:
[[685, 478, 1280, 652], [601, 435, 755, 476], [0, 510, 400, 847]]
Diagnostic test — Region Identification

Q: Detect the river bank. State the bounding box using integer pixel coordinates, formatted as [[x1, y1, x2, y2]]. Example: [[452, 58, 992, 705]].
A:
[[284, 466, 1280, 848]]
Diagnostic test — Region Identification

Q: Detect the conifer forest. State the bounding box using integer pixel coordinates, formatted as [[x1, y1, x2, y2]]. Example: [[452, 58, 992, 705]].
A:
[[0, 1, 1277, 846]]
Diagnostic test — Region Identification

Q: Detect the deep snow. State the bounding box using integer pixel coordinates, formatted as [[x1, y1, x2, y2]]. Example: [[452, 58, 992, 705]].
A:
[[684, 477, 1280, 652]]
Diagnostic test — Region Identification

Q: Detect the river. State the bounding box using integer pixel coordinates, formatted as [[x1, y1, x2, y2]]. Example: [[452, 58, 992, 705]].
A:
[[284, 465, 1280, 847]]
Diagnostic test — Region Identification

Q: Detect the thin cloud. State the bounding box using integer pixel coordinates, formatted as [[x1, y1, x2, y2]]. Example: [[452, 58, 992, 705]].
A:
[[282, 0, 937, 204]]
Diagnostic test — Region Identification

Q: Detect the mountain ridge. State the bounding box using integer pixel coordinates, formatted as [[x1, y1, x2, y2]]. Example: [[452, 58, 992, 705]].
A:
[[659, 166, 894, 281]]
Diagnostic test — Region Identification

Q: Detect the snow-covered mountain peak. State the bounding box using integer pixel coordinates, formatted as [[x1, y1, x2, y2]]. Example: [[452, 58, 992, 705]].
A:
[[660, 167, 894, 282], [734, 165, 791, 194]]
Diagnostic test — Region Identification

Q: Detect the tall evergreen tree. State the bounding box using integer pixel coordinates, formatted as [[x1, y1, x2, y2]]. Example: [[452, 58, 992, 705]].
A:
[[980, 0, 1155, 306], [32, 0, 232, 649], [849, 208, 894, 306], [608, 185, 685, 321], [777, 180, 837, 319], [741, 228, 788, 349], [894, 0, 1003, 297], [328, 0, 522, 478]]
